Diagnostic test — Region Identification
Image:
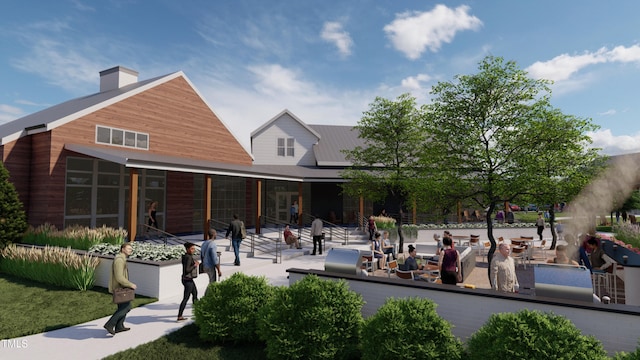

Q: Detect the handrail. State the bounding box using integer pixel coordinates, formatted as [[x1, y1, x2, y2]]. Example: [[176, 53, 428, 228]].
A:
[[137, 223, 185, 246], [208, 218, 281, 264], [300, 213, 350, 246]]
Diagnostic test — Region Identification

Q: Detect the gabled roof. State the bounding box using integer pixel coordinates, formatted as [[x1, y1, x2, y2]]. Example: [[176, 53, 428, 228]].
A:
[[0, 71, 251, 158], [310, 124, 365, 166], [250, 109, 321, 140]]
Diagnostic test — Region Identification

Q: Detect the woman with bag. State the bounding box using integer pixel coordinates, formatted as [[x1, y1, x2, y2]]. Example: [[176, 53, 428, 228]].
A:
[[177, 242, 199, 321], [438, 237, 462, 285], [104, 243, 137, 336]]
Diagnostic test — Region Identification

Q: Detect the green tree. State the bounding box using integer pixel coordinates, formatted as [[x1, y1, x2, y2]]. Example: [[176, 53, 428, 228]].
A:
[[421, 56, 601, 279], [341, 93, 428, 253], [0, 162, 28, 248]]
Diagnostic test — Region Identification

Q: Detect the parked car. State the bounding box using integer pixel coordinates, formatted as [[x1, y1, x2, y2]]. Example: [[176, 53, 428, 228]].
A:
[[509, 204, 521, 211], [526, 204, 537, 211]]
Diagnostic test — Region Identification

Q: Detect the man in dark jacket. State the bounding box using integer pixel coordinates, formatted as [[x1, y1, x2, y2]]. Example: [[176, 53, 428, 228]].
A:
[[226, 214, 245, 266]]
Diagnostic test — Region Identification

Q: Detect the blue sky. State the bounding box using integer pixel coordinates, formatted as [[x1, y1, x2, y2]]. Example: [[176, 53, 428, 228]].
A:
[[1, 0, 640, 155]]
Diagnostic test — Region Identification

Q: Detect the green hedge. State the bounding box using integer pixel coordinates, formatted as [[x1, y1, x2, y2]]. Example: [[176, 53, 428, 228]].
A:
[[0, 245, 100, 291], [195, 272, 274, 344], [257, 275, 364, 360], [361, 297, 463, 359], [466, 309, 608, 360]]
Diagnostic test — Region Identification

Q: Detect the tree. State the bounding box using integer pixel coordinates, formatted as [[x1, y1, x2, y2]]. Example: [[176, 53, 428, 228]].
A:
[[341, 93, 427, 253], [421, 56, 602, 280], [0, 162, 28, 248]]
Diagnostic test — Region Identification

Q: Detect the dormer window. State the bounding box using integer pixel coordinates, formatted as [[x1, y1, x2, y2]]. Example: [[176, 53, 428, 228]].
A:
[[277, 137, 294, 157]]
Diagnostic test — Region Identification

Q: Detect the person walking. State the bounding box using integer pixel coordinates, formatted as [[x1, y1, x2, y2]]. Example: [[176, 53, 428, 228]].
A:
[[201, 229, 222, 286], [225, 214, 245, 266], [490, 243, 519, 293], [104, 243, 137, 336], [536, 212, 545, 241], [177, 242, 199, 321], [311, 216, 324, 255], [290, 200, 299, 225]]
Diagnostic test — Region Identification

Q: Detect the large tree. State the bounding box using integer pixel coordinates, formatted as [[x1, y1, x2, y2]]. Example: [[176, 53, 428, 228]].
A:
[[421, 56, 602, 280], [0, 162, 28, 248], [341, 93, 428, 253]]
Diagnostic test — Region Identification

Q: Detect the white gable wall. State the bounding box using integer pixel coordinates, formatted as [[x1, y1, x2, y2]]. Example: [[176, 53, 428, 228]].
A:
[[252, 113, 318, 165]]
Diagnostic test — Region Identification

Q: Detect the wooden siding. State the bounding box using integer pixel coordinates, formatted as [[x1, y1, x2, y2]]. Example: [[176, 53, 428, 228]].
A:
[[52, 76, 252, 165], [165, 171, 195, 234], [2, 137, 33, 216], [252, 113, 318, 166], [290, 269, 640, 356]]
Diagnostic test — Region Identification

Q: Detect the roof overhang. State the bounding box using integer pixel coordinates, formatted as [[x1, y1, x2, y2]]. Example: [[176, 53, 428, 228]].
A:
[[64, 144, 347, 183]]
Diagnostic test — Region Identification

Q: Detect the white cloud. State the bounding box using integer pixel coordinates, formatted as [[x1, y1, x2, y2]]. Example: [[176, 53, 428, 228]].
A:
[[588, 129, 640, 155], [0, 104, 24, 124], [321, 21, 353, 57], [526, 45, 640, 82], [598, 109, 616, 116], [383, 5, 482, 60], [400, 73, 432, 90]]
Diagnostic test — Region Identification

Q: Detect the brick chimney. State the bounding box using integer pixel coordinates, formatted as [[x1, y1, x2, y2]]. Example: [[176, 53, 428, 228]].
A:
[[99, 66, 139, 92]]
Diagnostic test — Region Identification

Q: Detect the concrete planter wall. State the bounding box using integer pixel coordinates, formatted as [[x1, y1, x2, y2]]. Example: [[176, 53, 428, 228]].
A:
[[95, 257, 185, 300]]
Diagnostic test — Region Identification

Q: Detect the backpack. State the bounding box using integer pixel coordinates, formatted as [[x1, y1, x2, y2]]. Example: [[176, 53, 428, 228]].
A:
[[240, 221, 247, 239]]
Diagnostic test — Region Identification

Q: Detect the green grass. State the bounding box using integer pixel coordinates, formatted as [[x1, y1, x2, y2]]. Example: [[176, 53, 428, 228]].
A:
[[103, 324, 267, 360], [514, 212, 541, 223], [0, 273, 156, 339]]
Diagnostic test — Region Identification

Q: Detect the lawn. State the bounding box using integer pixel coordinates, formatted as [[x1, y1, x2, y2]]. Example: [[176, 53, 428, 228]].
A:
[[0, 273, 156, 339], [103, 324, 267, 360]]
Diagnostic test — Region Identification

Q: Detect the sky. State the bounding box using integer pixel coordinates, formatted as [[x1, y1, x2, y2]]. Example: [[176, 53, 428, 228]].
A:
[[1, 0, 640, 155]]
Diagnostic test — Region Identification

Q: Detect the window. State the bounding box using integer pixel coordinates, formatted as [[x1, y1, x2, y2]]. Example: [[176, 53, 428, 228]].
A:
[[277, 138, 285, 156], [277, 137, 294, 157], [96, 125, 149, 150], [286, 138, 295, 156]]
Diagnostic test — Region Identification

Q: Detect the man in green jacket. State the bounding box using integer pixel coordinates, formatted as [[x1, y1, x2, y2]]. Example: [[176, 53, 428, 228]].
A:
[[104, 243, 137, 336]]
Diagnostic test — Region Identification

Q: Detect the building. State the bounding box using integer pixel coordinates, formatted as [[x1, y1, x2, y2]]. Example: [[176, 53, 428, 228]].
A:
[[0, 66, 371, 239]]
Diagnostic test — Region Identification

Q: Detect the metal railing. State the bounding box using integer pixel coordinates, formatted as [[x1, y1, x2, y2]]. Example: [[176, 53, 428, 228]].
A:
[[299, 213, 350, 246], [136, 223, 185, 246], [208, 218, 282, 264]]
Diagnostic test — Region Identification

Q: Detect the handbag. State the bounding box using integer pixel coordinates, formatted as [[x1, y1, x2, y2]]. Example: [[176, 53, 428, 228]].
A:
[[113, 287, 135, 304]]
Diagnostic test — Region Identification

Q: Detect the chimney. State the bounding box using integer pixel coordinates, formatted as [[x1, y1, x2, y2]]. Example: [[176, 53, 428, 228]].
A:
[[99, 66, 139, 92]]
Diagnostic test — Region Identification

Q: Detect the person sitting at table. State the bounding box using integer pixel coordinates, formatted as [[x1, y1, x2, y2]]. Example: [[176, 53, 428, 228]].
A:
[[283, 224, 302, 249], [371, 232, 386, 270], [438, 237, 462, 285], [381, 231, 396, 261], [547, 245, 579, 266], [402, 245, 427, 271], [585, 237, 613, 273]]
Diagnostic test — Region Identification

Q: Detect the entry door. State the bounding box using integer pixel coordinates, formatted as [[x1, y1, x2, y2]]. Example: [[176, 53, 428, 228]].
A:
[[276, 192, 298, 223]]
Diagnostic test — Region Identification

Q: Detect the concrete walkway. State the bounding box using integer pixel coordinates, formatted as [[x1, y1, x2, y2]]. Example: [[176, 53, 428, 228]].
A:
[[1, 227, 561, 359]]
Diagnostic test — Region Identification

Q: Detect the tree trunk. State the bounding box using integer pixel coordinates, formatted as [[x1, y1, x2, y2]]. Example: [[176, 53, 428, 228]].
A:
[[397, 208, 404, 253], [485, 203, 497, 284], [549, 208, 557, 250]]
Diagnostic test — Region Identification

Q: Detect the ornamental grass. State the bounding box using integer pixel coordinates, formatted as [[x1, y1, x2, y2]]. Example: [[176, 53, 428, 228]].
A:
[[22, 223, 126, 250], [0, 245, 100, 291]]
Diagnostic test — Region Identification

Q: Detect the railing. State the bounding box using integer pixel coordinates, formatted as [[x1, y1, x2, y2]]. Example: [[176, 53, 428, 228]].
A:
[[136, 223, 185, 246], [300, 213, 351, 246], [208, 218, 281, 264]]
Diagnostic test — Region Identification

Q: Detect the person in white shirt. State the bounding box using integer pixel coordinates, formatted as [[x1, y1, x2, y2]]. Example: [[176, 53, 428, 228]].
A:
[[490, 243, 519, 293], [311, 216, 324, 255]]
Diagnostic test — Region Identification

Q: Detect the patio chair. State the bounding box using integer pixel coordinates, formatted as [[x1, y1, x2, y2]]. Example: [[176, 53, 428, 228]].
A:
[[511, 246, 528, 269], [387, 260, 398, 278], [396, 269, 414, 280], [533, 239, 548, 259], [362, 253, 375, 273], [481, 241, 491, 262]]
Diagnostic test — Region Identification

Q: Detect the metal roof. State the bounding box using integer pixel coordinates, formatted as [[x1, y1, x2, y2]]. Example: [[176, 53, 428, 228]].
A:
[[310, 124, 365, 166]]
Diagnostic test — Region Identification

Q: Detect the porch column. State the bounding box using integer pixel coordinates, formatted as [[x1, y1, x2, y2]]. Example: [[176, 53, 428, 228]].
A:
[[297, 182, 303, 226], [203, 175, 212, 240], [256, 179, 262, 234], [128, 168, 139, 242]]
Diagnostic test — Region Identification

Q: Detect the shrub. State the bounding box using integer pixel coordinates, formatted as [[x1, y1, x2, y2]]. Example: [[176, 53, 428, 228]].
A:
[[195, 272, 274, 344], [361, 297, 463, 360], [0, 163, 28, 248], [257, 274, 364, 360], [614, 223, 640, 250], [0, 245, 100, 290], [23, 224, 126, 250], [374, 216, 396, 230], [612, 343, 640, 360], [90, 242, 196, 262], [466, 309, 608, 360]]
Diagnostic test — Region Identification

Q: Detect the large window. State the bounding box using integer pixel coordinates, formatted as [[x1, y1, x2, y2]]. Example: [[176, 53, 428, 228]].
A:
[[96, 125, 149, 150], [277, 137, 294, 157]]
